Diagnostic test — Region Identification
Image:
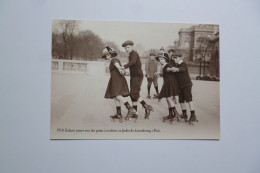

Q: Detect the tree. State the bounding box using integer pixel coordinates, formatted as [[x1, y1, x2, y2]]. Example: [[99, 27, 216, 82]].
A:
[[56, 20, 77, 60], [195, 36, 211, 77], [74, 30, 104, 60]]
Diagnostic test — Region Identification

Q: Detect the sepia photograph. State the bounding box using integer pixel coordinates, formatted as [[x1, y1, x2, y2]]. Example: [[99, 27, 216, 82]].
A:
[[50, 20, 220, 139]]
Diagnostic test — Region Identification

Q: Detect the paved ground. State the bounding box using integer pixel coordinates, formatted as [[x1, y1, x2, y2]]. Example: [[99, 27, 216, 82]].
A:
[[50, 72, 220, 139]]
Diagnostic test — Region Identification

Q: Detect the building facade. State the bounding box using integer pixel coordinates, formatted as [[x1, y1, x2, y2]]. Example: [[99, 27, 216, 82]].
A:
[[176, 24, 219, 61]]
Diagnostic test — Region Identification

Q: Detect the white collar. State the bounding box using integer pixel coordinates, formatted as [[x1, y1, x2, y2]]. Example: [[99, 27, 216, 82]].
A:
[[178, 60, 183, 65]]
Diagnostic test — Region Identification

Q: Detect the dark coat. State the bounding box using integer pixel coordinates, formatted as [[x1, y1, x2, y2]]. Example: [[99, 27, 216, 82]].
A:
[[175, 62, 192, 89], [104, 58, 129, 99], [124, 50, 143, 77], [159, 64, 179, 98]]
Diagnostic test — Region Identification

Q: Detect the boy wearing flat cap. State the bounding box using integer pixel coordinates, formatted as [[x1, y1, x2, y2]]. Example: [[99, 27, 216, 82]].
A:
[[145, 52, 160, 99], [167, 48, 177, 67], [122, 40, 154, 119], [171, 55, 198, 125]]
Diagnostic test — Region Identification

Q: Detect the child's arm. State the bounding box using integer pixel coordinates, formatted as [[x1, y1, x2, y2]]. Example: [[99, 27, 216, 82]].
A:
[[171, 63, 187, 72], [123, 53, 137, 69], [145, 61, 149, 77], [114, 62, 126, 75]]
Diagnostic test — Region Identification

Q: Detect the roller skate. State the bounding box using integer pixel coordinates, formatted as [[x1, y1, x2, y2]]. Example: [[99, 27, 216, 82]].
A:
[[180, 113, 188, 122], [172, 108, 181, 122], [188, 113, 198, 125], [162, 114, 174, 123], [125, 113, 138, 123], [110, 114, 123, 123], [147, 94, 151, 99], [131, 113, 138, 122], [144, 109, 150, 119], [125, 108, 137, 121], [143, 104, 154, 117]]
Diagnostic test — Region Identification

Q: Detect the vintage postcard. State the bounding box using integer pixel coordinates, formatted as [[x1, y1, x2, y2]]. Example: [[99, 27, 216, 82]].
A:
[[50, 20, 220, 139]]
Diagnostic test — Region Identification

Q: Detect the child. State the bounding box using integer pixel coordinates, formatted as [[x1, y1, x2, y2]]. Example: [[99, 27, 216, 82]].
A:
[[167, 48, 178, 104], [103, 46, 137, 122], [121, 40, 154, 119], [156, 52, 180, 122], [167, 48, 177, 67], [145, 52, 160, 99], [171, 55, 198, 125]]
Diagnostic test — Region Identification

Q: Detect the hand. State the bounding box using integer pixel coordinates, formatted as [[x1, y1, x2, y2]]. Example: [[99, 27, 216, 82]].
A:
[[147, 74, 150, 78], [118, 66, 124, 70], [171, 67, 179, 72], [166, 67, 171, 72], [119, 69, 126, 75]]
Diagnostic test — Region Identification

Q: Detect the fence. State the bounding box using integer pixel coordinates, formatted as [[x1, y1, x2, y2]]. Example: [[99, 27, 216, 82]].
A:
[[52, 59, 211, 76], [52, 59, 106, 75]]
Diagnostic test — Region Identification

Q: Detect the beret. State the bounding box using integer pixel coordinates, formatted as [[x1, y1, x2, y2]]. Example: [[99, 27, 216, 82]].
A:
[[122, 40, 134, 47]]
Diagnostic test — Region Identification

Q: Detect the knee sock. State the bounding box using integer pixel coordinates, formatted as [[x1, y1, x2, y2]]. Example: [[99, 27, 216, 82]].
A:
[[140, 100, 147, 108], [116, 106, 121, 115], [147, 85, 151, 95], [155, 86, 159, 94], [124, 102, 132, 110]]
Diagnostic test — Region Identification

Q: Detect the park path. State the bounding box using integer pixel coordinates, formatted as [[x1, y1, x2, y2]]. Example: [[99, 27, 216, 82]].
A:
[[50, 72, 220, 139]]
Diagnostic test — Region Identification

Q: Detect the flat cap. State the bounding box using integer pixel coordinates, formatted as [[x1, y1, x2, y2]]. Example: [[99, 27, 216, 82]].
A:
[[167, 48, 176, 53], [122, 40, 134, 47], [172, 54, 182, 58], [150, 52, 156, 56]]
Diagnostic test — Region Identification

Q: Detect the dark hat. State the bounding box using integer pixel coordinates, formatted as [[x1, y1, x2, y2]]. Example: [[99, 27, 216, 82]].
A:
[[122, 40, 134, 47], [102, 46, 117, 58], [149, 52, 156, 56], [167, 48, 176, 53], [156, 52, 169, 62], [172, 54, 182, 59]]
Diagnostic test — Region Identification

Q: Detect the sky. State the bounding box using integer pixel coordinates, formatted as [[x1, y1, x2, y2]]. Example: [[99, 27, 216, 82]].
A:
[[74, 20, 194, 51]]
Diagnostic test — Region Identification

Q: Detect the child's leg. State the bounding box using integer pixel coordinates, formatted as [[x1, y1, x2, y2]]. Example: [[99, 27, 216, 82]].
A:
[[180, 102, 186, 111], [132, 101, 138, 111], [166, 97, 175, 108], [113, 97, 121, 107], [147, 78, 152, 96], [187, 101, 194, 111], [113, 97, 121, 115], [163, 97, 175, 119], [137, 97, 154, 118], [166, 99, 172, 116], [153, 77, 159, 95], [172, 96, 177, 104], [116, 95, 137, 115], [179, 88, 187, 115], [167, 96, 180, 117]]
